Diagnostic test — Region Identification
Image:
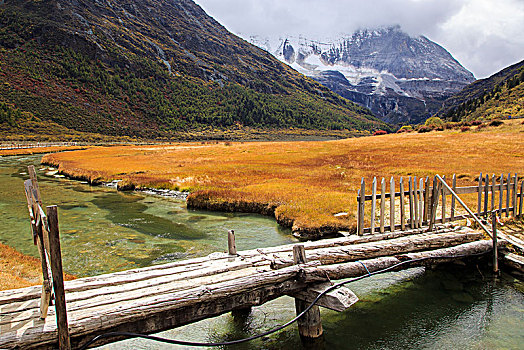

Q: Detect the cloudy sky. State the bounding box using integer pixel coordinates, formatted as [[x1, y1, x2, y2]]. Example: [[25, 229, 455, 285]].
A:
[[194, 0, 524, 79]]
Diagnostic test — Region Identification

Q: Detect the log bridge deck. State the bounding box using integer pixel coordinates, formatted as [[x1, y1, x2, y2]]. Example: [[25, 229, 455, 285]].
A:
[[0, 224, 499, 349]]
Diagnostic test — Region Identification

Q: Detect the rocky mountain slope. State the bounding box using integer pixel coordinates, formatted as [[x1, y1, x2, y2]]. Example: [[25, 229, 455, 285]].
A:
[[436, 59, 524, 121], [0, 0, 387, 139], [248, 26, 475, 125]]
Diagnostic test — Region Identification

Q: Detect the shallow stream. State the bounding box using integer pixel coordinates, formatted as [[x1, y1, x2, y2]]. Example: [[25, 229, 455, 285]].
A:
[[0, 154, 522, 349]]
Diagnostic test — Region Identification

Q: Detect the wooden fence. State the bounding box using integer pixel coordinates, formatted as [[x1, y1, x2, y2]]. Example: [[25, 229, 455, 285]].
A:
[[23, 165, 71, 349], [357, 173, 523, 235]]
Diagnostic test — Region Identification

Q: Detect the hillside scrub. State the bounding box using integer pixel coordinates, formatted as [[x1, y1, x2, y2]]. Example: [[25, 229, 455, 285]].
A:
[[42, 120, 524, 238]]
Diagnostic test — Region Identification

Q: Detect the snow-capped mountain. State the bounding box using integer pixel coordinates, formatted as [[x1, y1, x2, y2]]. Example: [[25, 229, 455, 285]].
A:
[[246, 26, 475, 124]]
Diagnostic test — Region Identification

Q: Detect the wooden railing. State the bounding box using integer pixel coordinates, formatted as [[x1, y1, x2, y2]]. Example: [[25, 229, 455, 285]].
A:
[[23, 165, 71, 349], [357, 173, 523, 235]]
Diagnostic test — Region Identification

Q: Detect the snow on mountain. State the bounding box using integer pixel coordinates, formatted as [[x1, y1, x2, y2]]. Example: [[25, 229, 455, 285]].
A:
[[244, 26, 476, 124]]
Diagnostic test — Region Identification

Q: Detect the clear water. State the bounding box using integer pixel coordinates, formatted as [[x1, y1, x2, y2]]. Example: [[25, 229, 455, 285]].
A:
[[0, 154, 523, 350], [0, 155, 296, 276]]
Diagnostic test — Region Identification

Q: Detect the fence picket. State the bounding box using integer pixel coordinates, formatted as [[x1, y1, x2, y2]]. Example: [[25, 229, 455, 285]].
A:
[[499, 174, 504, 217], [477, 173, 482, 215], [491, 174, 496, 213], [390, 177, 395, 232], [418, 178, 424, 227], [358, 178, 365, 236], [506, 173, 511, 217], [380, 178, 386, 233], [441, 175, 446, 224], [400, 177, 405, 230], [413, 176, 419, 228], [450, 174, 456, 221], [408, 177, 414, 229], [371, 177, 377, 234], [483, 174, 489, 217]]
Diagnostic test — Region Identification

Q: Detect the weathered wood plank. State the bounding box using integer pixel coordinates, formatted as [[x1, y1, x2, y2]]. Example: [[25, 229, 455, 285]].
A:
[[400, 177, 406, 231], [390, 177, 395, 232], [303, 240, 496, 283], [418, 178, 424, 228], [512, 174, 518, 217], [506, 173, 511, 217], [46, 206, 71, 350], [228, 230, 237, 255], [477, 173, 482, 215], [380, 178, 386, 233], [293, 245, 322, 338], [358, 178, 365, 235], [491, 174, 496, 214], [441, 176, 446, 224], [519, 181, 523, 218], [371, 177, 377, 234], [483, 174, 489, 217], [408, 177, 414, 229], [289, 283, 358, 312], [450, 174, 456, 221], [413, 176, 419, 228], [499, 173, 504, 217]]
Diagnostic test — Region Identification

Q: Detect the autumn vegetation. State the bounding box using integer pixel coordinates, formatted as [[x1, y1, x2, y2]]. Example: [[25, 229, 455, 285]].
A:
[[43, 119, 524, 238]]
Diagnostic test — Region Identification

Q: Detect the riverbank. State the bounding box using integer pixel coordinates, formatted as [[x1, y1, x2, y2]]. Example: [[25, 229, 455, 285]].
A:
[[42, 120, 524, 238], [0, 242, 75, 291]]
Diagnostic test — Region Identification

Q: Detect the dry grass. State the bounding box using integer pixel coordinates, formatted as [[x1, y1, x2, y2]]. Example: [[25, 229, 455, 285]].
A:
[[43, 120, 524, 235], [0, 146, 86, 156], [0, 243, 75, 291]]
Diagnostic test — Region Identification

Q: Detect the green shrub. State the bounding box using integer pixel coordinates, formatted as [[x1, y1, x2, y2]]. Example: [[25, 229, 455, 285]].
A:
[[425, 116, 444, 128]]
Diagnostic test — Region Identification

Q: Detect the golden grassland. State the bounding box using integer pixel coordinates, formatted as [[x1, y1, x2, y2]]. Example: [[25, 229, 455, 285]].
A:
[[0, 243, 75, 291], [42, 119, 524, 237]]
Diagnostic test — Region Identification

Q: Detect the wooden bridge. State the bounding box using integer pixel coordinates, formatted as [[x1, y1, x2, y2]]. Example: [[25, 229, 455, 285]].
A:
[[0, 168, 523, 349]]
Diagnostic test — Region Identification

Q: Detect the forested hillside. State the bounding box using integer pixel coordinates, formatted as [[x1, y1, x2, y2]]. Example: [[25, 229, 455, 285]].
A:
[[437, 60, 524, 121], [0, 0, 388, 139]]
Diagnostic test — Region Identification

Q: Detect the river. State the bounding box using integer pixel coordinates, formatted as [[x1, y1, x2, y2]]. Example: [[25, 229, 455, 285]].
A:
[[0, 154, 523, 349]]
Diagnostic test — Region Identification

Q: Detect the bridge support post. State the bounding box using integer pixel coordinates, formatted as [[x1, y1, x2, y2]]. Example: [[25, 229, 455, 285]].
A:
[[293, 245, 323, 339], [47, 206, 71, 350]]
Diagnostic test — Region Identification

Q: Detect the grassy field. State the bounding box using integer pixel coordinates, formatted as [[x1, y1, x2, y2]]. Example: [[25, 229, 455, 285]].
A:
[[42, 120, 524, 237]]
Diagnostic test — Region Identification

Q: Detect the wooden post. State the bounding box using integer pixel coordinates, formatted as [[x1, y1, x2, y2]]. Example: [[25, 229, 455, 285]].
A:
[[483, 174, 489, 217], [519, 181, 524, 219], [491, 174, 496, 214], [46, 206, 71, 350], [491, 211, 498, 274], [400, 177, 405, 231], [293, 245, 323, 339], [428, 176, 440, 232], [506, 173, 511, 217], [28, 165, 42, 205], [408, 177, 414, 229], [228, 230, 237, 256], [423, 176, 430, 223], [390, 177, 395, 232], [450, 174, 456, 221], [441, 176, 446, 224], [358, 178, 365, 236], [477, 173, 482, 215], [512, 173, 518, 217], [499, 174, 504, 217], [413, 176, 419, 228], [418, 178, 424, 227], [380, 178, 385, 233], [370, 177, 377, 234]]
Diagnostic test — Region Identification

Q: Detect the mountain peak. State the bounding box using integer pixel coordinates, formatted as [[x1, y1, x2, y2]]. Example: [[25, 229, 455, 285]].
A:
[[245, 26, 475, 124]]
